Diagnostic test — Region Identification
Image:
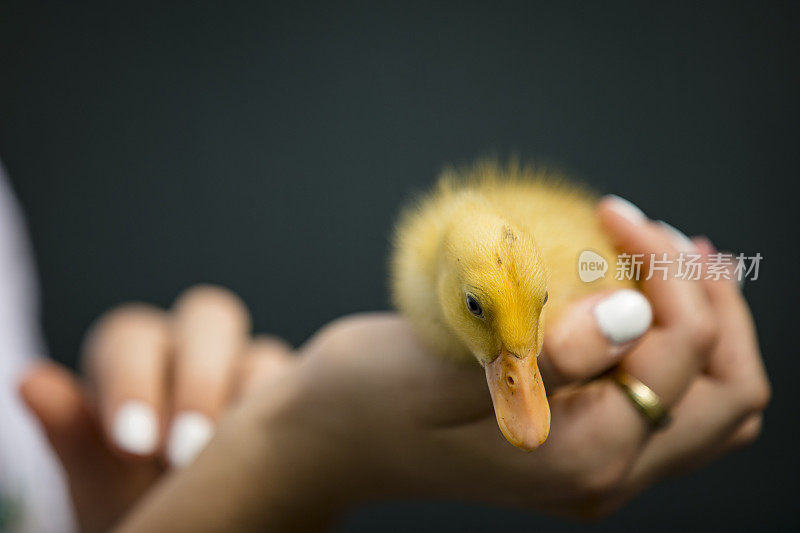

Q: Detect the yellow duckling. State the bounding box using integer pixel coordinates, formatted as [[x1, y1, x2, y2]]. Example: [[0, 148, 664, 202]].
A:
[[390, 160, 633, 451]]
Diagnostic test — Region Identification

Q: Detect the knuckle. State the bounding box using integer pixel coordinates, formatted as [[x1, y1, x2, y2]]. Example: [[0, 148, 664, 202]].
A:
[[82, 304, 166, 371], [576, 459, 629, 499], [174, 284, 250, 326], [544, 322, 570, 355], [546, 350, 588, 383], [306, 315, 369, 360], [303, 314, 411, 374], [91, 304, 164, 340], [735, 416, 764, 447], [564, 383, 634, 497], [543, 330, 589, 383], [682, 311, 719, 352], [741, 378, 772, 414], [250, 334, 292, 354]]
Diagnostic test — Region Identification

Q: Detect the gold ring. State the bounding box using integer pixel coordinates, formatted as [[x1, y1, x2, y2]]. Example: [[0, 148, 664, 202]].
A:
[[612, 370, 671, 430]]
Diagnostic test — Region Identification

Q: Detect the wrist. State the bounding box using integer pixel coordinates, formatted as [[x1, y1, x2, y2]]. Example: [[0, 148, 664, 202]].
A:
[[244, 368, 367, 528]]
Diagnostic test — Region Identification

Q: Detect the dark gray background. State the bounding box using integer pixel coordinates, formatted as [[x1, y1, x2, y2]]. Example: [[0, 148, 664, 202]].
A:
[[1, 1, 797, 531]]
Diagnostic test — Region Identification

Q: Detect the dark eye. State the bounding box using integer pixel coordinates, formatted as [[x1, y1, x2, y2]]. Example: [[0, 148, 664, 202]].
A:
[[465, 294, 484, 317], [543, 292, 549, 305]]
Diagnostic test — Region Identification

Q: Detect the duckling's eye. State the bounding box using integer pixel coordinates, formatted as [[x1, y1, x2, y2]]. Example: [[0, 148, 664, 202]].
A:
[[465, 294, 484, 318], [543, 292, 549, 305]]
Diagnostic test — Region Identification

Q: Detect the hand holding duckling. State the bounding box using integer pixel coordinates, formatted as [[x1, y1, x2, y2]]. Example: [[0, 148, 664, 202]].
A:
[[274, 199, 766, 521], [110, 197, 769, 530], [22, 197, 770, 530], [390, 161, 641, 450]]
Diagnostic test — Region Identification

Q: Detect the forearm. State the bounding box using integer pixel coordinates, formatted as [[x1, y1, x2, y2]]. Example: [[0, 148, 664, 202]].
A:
[[115, 384, 349, 532]]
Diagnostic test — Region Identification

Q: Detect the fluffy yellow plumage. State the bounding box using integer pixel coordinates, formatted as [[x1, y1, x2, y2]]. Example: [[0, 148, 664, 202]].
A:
[[390, 160, 632, 450]]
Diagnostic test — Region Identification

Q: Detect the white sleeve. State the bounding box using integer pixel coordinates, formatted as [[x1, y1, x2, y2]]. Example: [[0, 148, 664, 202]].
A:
[[0, 162, 75, 532]]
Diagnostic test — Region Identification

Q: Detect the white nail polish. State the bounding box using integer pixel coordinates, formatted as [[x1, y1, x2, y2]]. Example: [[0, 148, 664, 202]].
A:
[[657, 220, 697, 252], [113, 401, 159, 455], [605, 195, 647, 224], [167, 412, 214, 468], [594, 290, 653, 344]]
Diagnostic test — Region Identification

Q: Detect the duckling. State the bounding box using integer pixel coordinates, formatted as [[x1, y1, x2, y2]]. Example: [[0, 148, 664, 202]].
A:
[[390, 160, 634, 451]]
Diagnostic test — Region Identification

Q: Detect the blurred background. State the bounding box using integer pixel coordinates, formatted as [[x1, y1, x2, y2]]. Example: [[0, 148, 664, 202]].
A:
[[0, 1, 797, 531]]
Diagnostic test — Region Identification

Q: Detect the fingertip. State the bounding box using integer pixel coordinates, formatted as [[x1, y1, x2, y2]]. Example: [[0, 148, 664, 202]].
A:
[[250, 334, 293, 354], [166, 411, 214, 468], [17, 362, 105, 465], [656, 220, 697, 253], [236, 336, 296, 395], [168, 286, 253, 457], [112, 400, 160, 456], [692, 236, 716, 257], [173, 284, 252, 335], [81, 303, 169, 458], [19, 362, 87, 433], [726, 415, 764, 450], [596, 196, 664, 256], [598, 195, 647, 225], [541, 290, 651, 387], [593, 289, 653, 345]]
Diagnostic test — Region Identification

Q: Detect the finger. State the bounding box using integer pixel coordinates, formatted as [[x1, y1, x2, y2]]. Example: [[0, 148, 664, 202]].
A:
[[20, 363, 162, 532], [598, 196, 713, 330], [689, 236, 771, 413], [20, 363, 106, 474], [597, 197, 716, 426], [540, 289, 652, 388], [167, 285, 250, 468], [628, 378, 737, 480], [625, 378, 762, 487], [235, 335, 294, 396], [540, 384, 748, 521], [20, 363, 114, 530], [621, 237, 770, 490], [699, 240, 769, 388], [83, 305, 170, 457], [722, 415, 763, 451]]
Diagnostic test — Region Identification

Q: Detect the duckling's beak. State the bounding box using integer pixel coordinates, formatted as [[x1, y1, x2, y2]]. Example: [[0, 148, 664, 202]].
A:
[[484, 346, 551, 451]]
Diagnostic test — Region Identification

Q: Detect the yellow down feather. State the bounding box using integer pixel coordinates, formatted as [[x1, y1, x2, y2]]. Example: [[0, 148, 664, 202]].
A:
[[390, 160, 632, 363]]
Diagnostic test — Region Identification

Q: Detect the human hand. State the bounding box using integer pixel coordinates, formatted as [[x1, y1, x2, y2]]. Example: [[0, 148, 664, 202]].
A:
[[34, 202, 769, 532], [261, 197, 771, 521], [20, 285, 293, 532]]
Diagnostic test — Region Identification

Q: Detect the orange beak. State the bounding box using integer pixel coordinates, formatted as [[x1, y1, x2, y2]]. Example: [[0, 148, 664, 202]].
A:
[[484, 346, 551, 451]]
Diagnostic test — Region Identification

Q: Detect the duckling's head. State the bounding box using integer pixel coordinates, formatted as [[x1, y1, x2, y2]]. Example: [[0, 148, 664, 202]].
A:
[[438, 212, 551, 451]]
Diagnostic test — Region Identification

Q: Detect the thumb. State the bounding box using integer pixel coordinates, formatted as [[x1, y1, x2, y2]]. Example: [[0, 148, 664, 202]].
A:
[[19, 363, 110, 481], [540, 289, 652, 388]]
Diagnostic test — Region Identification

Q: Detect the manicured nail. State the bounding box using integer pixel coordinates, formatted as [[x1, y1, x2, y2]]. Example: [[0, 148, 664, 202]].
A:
[[657, 220, 697, 252], [167, 412, 214, 468], [113, 401, 159, 455], [694, 235, 717, 255], [605, 195, 647, 224], [593, 289, 653, 344]]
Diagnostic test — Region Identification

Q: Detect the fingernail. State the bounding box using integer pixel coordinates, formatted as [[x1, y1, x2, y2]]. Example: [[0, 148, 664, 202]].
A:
[[604, 195, 647, 224], [113, 401, 159, 455], [657, 220, 697, 252], [695, 235, 717, 255], [167, 412, 214, 468], [593, 289, 653, 344]]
